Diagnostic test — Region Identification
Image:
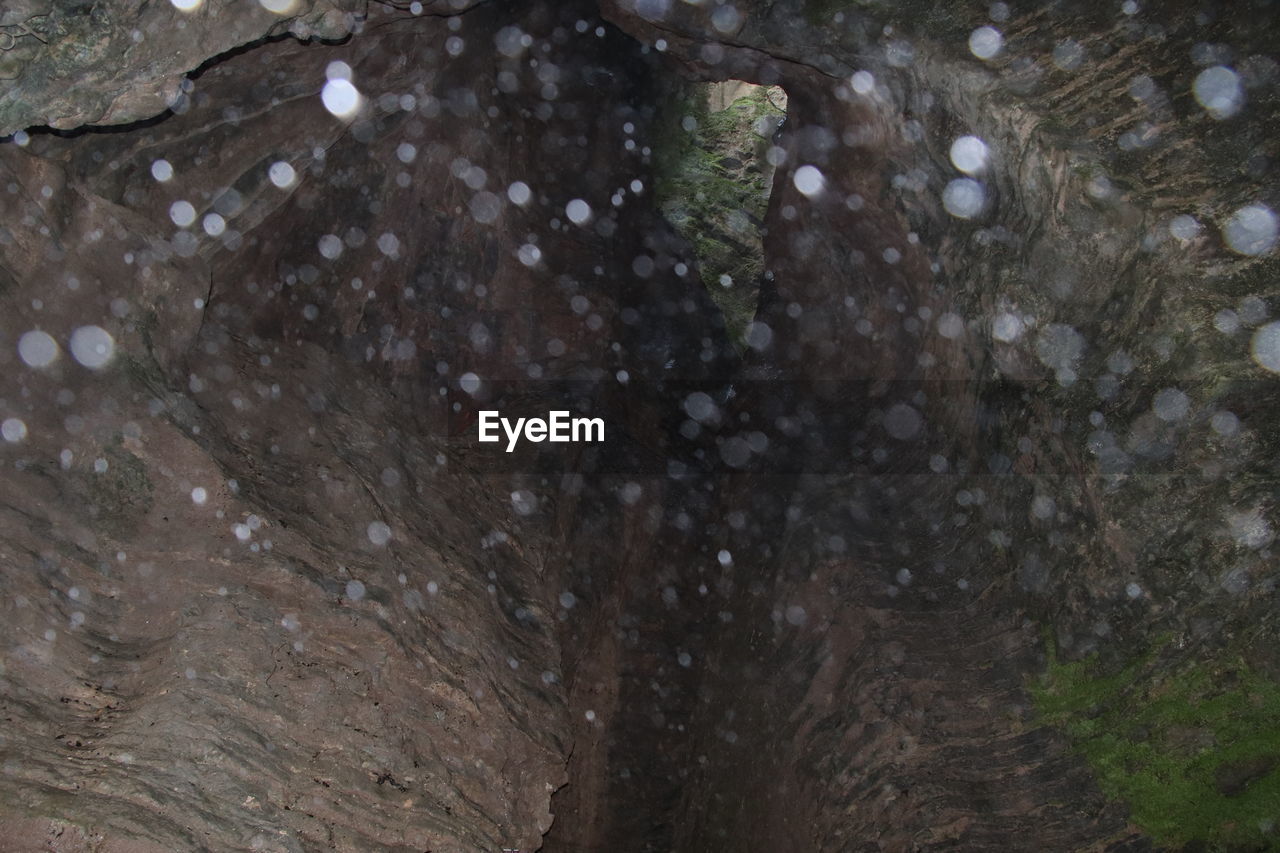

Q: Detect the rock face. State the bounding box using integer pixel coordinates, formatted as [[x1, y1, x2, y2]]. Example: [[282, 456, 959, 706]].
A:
[[2, 0, 1279, 851], [0, 2, 722, 849], [0, 0, 371, 136]]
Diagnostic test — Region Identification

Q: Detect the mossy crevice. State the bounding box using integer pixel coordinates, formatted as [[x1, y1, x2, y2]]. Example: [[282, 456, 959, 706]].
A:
[[653, 80, 785, 349], [1032, 637, 1280, 850]]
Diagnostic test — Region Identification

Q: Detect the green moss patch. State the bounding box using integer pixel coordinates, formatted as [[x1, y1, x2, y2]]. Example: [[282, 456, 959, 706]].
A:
[[653, 82, 784, 349], [1032, 641, 1280, 849]]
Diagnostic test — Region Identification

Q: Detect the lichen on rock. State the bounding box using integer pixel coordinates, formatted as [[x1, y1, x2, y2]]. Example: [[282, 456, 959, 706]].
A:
[[1033, 636, 1280, 849]]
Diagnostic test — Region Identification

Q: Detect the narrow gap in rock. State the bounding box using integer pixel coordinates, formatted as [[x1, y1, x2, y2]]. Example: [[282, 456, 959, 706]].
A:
[[654, 79, 787, 350]]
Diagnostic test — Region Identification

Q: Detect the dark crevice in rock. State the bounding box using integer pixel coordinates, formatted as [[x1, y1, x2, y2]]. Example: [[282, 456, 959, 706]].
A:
[[652, 77, 786, 350]]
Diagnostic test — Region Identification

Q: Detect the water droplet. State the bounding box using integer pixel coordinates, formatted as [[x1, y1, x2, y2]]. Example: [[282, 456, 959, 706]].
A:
[[202, 213, 226, 237], [518, 244, 542, 266], [683, 392, 718, 424], [1223, 204, 1277, 256], [1152, 388, 1190, 422], [469, 192, 501, 224], [1251, 321, 1280, 374], [1035, 324, 1085, 381], [883, 403, 922, 440], [377, 232, 400, 257], [169, 200, 196, 228], [1193, 66, 1244, 119], [268, 161, 296, 189], [1053, 38, 1084, 71], [1032, 495, 1056, 519], [1238, 295, 1268, 326], [1, 419, 27, 443], [317, 234, 343, 260], [507, 181, 532, 205], [744, 321, 772, 351], [367, 521, 392, 546], [511, 489, 537, 516], [150, 159, 174, 182], [1168, 214, 1200, 241], [321, 79, 361, 119], [969, 26, 1003, 60], [566, 198, 592, 225], [1227, 508, 1274, 550], [937, 312, 965, 339], [793, 165, 825, 197], [992, 312, 1024, 343], [949, 136, 989, 174], [942, 178, 985, 218], [1210, 411, 1240, 436], [69, 326, 115, 369], [18, 330, 58, 367]]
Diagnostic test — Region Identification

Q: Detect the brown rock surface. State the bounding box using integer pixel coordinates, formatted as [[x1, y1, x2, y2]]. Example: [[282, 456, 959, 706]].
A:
[[0, 0, 372, 136], [0, 2, 718, 849]]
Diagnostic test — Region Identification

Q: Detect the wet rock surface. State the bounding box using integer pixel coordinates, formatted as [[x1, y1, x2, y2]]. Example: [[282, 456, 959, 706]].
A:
[[0, 3, 705, 849], [2, 0, 1279, 851], [0, 0, 370, 136]]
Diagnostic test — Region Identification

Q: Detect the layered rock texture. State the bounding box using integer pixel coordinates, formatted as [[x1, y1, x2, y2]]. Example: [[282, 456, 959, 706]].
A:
[[1, 0, 1278, 851]]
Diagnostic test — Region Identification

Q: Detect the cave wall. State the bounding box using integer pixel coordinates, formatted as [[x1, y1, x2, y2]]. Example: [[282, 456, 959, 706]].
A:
[[595, 0, 1279, 849], [0, 1, 729, 850], [1, 0, 1278, 851]]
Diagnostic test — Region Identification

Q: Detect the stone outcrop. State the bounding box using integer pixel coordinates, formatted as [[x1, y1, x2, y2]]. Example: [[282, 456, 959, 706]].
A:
[[0, 0, 376, 137]]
